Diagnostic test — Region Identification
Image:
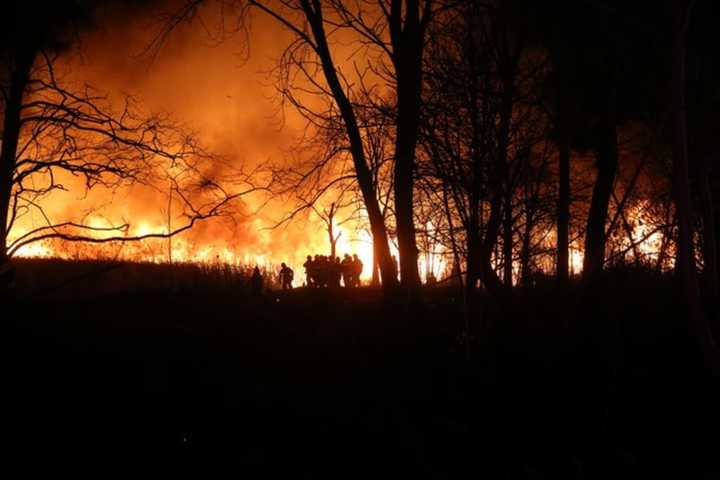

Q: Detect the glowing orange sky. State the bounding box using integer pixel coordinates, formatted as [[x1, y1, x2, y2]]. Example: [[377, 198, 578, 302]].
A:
[[9, 1, 669, 282], [11, 2, 386, 279]]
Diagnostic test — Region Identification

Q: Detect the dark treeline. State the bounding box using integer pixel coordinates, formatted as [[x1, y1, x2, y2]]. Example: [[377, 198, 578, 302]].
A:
[[3, 1, 720, 369], [227, 1, 713, 288], [2, 1, 720, 362], [196, 1, 720, 370], [3, 1, 720, 476]]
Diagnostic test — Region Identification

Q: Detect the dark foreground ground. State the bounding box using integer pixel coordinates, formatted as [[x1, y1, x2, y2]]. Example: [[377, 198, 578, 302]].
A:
[[3, 272, 719, 478]]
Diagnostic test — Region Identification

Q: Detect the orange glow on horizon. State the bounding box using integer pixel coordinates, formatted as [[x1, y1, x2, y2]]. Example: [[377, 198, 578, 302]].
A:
[[5, 6, 675, 288]]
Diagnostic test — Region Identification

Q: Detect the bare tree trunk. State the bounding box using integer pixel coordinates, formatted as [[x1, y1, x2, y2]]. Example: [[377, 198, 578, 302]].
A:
[[494, 52, 515, 292], [325, 202, 339, 258], [503, 190, 513, 287], [557, 122, 570, 286], [466, 227, 481, 298], [167, 182, 173, 264], [715, 206, 720, 285], [391, 0, 424, 293], [520, 207, 533, 287], [299, 0, 398, 290], [464, 36, 483, 299], [478, 197, 506, 296], [372, 238, 380, 286], [699, 153, 718, 297], [611, 191, 641, 264], [671, 0, 719, 374], [656, 207, 673, 273], [583, 89, 618, 282], [441, 187, 462, 287], [621, 211, 640, 265], [0, 47, 36, 263], [466, 165, 482, 298], [443, 185, 470, 359], [328, 223, 337, 259], [484, 86, 514, 295]]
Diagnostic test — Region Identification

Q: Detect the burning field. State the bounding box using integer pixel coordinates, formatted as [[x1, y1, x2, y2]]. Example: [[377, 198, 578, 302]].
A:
[[3, 1, 720, 477], [3, 1, 682, 286]]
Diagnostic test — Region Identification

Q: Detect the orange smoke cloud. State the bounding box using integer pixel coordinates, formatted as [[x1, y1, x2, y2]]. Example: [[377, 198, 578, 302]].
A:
[[10, 2, 386, 280]]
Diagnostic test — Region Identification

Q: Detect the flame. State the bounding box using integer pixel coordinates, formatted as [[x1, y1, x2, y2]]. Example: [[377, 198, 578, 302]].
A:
[[13, 242, 54, 259], [4, 10, 674, 287], [10, 203, 671, 288], [10, 209, 450, 287]]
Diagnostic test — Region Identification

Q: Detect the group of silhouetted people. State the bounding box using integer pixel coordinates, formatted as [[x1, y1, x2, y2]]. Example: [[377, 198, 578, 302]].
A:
[[303, 254, 363, 288], [247, 254, 364, 294], [250, 264, 292, 294]]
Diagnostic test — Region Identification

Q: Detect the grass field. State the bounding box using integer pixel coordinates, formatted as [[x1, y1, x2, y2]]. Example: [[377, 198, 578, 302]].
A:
[[2, 259, 719, 477]]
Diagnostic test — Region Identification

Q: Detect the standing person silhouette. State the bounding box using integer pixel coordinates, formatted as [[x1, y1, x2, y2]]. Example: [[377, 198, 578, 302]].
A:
[[303, 255, 314, 287], [317, 256, 329, 288], [331, 257, 342, 288], [250, 265, 263, 296], [341, 254, 353, 287], [352, 254, 363, 287], [279, 262, 294, 290]]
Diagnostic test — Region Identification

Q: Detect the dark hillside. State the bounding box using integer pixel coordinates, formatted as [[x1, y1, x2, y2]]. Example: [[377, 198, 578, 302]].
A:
[[2, 264, 718, 478]]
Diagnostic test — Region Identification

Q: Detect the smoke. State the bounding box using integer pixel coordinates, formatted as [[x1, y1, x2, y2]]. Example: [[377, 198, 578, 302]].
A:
[[20, 1, 345, 272]]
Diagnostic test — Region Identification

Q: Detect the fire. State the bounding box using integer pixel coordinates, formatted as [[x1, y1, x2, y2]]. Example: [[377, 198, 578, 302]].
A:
[[2, 16, 672, 286], [9, 198, 673, 288], [570, 247, 584, 276], [334, 227, 374, 281], [13, 242, 54, 259], [10, 203, 446, 287]]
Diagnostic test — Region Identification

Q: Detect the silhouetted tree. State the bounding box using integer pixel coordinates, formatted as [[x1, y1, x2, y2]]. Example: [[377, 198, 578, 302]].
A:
[[419, 1, 547, 297], [1, 3, 256, 262], [0, 1, 93, 263], [686, 0, 720, 308], [156, 1, 451, 299], [670, 0, 720, 374], [313, 197, 352, 259]]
